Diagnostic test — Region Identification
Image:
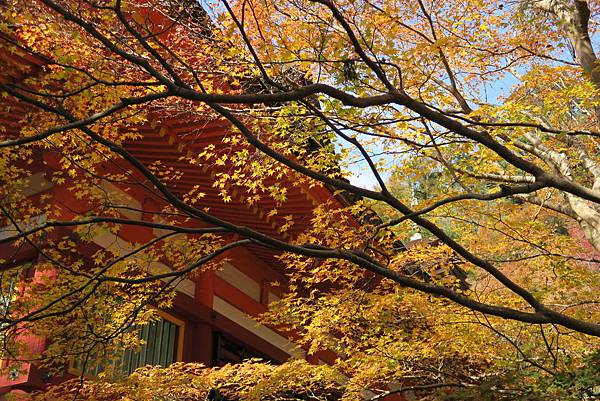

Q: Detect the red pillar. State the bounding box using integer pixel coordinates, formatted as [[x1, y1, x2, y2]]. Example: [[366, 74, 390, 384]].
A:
[[186, 323, 213, 366]]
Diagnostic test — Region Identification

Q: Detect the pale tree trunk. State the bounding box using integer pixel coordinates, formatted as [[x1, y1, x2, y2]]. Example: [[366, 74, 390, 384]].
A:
[[536, 0, 600, 121], [522, 132, 600, 251], [510, 0, 600, 251], [567, 140, 600, 250]]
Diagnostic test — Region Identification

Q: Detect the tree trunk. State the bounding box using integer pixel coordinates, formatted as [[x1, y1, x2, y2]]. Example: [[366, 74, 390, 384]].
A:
[[536, 0, 600, 122]]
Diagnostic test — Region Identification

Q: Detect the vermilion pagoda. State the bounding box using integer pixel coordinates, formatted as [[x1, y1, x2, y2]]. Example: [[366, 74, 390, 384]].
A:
[[0, 12, 344, 397]]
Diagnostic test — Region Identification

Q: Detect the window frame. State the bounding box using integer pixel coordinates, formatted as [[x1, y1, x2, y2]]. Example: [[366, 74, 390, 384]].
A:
[[154, 308, 185, 363], [212, 331, 272, 366], [67, 307, 185, 378]]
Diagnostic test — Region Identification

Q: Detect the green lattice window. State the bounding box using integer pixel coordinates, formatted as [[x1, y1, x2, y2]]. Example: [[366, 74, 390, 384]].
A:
[[72, 313, 183, 377]]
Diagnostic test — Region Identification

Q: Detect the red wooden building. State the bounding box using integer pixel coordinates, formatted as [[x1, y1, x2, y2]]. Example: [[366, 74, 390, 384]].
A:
[[0, 21, 342, 396]]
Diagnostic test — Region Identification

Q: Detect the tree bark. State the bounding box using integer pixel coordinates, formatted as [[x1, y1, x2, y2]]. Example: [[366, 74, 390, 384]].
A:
[[536, 0, 600, 121]]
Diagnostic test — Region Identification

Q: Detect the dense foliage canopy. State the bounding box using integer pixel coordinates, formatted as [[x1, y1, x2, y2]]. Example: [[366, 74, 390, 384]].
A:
[[1, 0, 600, 399]]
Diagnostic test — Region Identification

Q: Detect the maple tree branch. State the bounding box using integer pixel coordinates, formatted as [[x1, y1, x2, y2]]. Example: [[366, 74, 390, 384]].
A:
[[422, 121, 469, 190], [368, 382, 467, 401], [415, 0, 472, 113], [301, 100, 391, 193], [205, 5, 393, 193], [220, 0, 273, 83], [308, 0, 396, 91], [0, 83, 170, 148], [377, 181, 547, 230], [0, 233, 246, 329], [476, 314, 556, 376], [0, 233, 174, 329], [539, 324, 559, 370], [40, 0, 175, 87], [0, 88, 572, 331], [513, 194, 578, 219], [221, 0, 392, 193], [18, 0, 600, 209], [453, 114, 600, 138], [113, 0, 187, 88], [0, 217, 228, 246], [0, 205, 96, 280], [203, 102, 600, 334], [4, 4, 600, 337], [8, 75, 600, 335], [98, 238, 253, 284]]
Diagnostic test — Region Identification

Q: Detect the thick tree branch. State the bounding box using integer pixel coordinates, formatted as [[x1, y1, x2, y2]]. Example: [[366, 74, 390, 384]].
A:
[[3, 0, 600, 337], [0, 216, 229, 246]]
